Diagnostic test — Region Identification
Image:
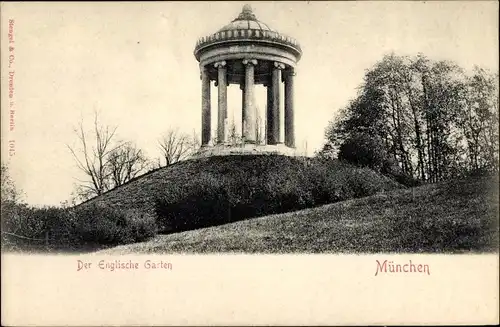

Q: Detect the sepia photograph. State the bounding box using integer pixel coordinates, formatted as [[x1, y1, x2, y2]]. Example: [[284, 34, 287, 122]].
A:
[[1, 1, 499, 325]]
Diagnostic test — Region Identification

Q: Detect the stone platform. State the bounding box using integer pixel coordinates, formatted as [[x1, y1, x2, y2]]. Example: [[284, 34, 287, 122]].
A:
[[191, 143, 301, 159]]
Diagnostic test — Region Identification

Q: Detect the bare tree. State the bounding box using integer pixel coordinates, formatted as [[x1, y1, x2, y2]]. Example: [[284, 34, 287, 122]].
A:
[[67, 113, 119, 199], [190, 129, 201, 150], [227, 121, 242, 146], [67, 113, 150, 201], [213, 117, 264, 146], [158, 128, 198, 167], [108, 141, 150, 187]]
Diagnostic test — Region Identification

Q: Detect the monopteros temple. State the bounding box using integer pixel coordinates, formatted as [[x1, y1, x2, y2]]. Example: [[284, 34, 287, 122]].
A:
[[193, 5, 302, 157]]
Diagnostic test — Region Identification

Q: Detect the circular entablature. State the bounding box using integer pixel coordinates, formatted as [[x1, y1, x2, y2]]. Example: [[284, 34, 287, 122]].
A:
[[194, 5, 302, 66]]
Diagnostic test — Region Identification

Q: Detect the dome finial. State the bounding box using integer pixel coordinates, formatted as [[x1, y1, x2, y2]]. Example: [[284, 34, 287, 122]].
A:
[[235, 4, 257, 21], [242, 4, 252, 13]]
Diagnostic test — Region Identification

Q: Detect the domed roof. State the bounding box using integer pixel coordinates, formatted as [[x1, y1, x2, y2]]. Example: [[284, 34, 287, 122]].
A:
[[217, 4, 277, 33], [194, 4, 302, 61]]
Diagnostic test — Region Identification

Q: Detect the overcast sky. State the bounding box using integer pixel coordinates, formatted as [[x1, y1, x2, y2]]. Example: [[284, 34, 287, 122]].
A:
[[1, 1, 498, 206]]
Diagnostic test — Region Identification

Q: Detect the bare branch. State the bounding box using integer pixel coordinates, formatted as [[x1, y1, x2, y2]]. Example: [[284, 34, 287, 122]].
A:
[[157, 128, 197, 167]]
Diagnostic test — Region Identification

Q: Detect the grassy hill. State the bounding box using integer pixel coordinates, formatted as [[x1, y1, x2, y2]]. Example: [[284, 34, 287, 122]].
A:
[[2, 155, 403, 252], [98, 175, 499, 254], [82, 155, 402, 233]]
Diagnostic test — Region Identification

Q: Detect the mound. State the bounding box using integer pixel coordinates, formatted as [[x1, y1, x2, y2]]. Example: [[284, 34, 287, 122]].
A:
[[98, 175, 499, 254], [81, 155, 402, 232]]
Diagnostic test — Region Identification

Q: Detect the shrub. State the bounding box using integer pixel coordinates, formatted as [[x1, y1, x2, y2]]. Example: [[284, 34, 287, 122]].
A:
[[1, 202, 46, 240], [2, 203, 43, 250], [68, 205, 127, 244], [123, 210, 158, 242], [155, 175, 231, 231], [154, 155, 402, 233], [336, 133, 421, 187], [1, 203, 157, 251], [65, 205, 157, 245], [380, 157, 421, 187], [390, 172, 421, 187], [308, 158, 401, 202], [338, 132, 388, 171]]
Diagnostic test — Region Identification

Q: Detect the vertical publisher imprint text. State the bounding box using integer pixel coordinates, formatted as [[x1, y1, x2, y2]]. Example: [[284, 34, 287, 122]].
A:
[[7, 19, 16, 156]]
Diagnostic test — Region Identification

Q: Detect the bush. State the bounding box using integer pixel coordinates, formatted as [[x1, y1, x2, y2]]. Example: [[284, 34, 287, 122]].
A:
[[1, 203, 72, 250], [155, 175, 231, 231], [379, 157, 421, 187], [1, 202, 157, 251], [338, 133, 388, 171], [65, 205, 157, 245], [336, 133, 421, 187], [307, 158, 402, 202], [1, 202, 46, 240], [154, 155, 402, 233], [123, 209, 158, 242]]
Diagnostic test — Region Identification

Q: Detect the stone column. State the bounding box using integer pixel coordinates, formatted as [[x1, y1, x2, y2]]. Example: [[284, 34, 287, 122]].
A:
[[201, 65, 211, 146], [270, 62, 285, 144], [266, 81, 273, 145], [215, 61, 227, 144], [284, 68, 295, 148], [242, 59, 257, 143], [240, 83, 245, 136]]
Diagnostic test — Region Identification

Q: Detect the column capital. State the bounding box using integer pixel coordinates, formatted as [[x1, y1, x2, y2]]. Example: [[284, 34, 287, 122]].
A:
[[199, 65, 209, 80], [273, 62, 286, 70], [243, 59, 258, 66], [282, 69, 296, 82], [214, 61, 227, 68], [284, 68, 296, 77]]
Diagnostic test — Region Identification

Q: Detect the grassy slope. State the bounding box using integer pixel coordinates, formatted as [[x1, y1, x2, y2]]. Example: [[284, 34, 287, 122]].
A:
[[98, 175, 499, 254], [81, 155, 401, 232]]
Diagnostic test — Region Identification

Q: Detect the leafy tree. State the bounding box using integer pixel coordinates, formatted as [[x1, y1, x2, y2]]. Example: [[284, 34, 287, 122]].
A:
[[320, 53, 499, 182], [1, 163, 22, 204], [455, 67, 499, 173]]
